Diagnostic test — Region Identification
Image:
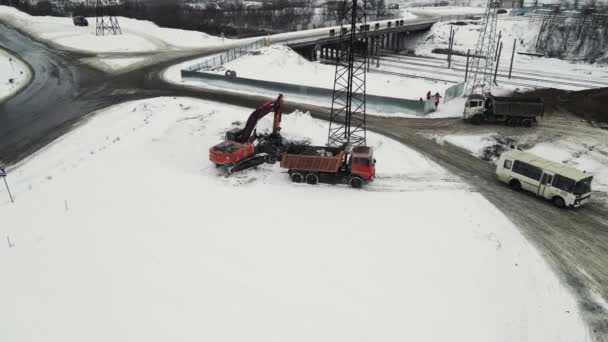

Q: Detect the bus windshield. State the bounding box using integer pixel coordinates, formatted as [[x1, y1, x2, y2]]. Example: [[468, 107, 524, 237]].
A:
[[574, 177, 593, 195]]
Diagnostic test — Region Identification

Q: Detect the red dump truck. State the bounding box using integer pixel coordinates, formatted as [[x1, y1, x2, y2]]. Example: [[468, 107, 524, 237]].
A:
[[280, 144, 375, 188]]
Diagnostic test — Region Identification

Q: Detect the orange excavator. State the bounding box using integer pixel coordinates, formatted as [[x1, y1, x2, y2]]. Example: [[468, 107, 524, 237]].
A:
[[209, 94, 285, 173]]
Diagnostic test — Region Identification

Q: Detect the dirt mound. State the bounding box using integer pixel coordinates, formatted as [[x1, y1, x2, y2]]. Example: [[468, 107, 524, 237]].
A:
[[514, 87, 608, 126]]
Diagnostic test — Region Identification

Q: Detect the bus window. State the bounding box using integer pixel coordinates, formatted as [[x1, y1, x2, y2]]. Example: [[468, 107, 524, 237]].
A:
[[553, 174, 575, 193], [503, 160, 512, 170], [573, 177, 592, 195], [512, 160, 542, 181]]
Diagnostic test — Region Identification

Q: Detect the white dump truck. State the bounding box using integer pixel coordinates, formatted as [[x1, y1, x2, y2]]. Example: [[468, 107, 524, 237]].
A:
[[464, 93, 544, 126]]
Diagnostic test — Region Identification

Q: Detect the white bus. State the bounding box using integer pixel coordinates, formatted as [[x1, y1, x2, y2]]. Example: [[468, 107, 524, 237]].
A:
[[496, 149, 593, 208]]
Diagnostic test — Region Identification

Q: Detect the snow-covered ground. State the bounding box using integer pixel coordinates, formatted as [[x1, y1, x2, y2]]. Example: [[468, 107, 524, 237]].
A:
[[0, 97, 591, 341], [0, 5, 227, 55], [438, 133, 608, 196], [0, 47, 30, 102], [166, 45, 457, 118]]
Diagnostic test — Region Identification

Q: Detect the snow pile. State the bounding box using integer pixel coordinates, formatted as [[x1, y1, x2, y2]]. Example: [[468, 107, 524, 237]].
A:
[[224, 45, 328, 86], [0, 97, 590, 341], [172, 45, 452, 116], [439, 133, 507, 159], [0, 5, 226, 54], [0, 47, 30, 102]]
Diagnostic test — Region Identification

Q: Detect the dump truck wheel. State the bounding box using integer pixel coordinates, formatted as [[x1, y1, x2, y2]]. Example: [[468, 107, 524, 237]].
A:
[[522, 119, 532, 127], [264, 154, 277, 164], [306, 173, 319, 185], [291, 172, 304, 183], [350, 177, 363, 188]]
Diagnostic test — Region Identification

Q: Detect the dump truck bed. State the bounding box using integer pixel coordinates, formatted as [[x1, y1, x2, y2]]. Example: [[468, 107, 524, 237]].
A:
[[491, 96, 544, 118], [280, 145, 345, 173]]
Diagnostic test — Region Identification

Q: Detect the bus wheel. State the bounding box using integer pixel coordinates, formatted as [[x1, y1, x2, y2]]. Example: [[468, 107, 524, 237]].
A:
[[291, 172, 304, 183], [552, 196, 566, 208], [350, 177, 363, 189], [509, 179, 522, 191], [306, 173, 319, 185]]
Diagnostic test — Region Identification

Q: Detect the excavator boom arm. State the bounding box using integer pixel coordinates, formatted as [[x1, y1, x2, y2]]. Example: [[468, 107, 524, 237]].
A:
[[238, 94, 284, 143]]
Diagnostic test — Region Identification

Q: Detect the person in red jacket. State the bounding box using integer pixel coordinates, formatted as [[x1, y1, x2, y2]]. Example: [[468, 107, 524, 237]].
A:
[[434, 92, 441, 108]]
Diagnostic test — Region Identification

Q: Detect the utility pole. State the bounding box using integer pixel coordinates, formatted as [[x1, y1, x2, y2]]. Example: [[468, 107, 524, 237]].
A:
[[447, 25, 453, 65], [465, 0, 500, 96], [0, 168, 13, 204], [494, 30, 502, 61], [509, 38, 516, 79], [448, 26, 456, 68], [95, 0, 122, 36], [465, 49, 470, 81], [328, 0, 368, 147], [494, 41, 503, 85]]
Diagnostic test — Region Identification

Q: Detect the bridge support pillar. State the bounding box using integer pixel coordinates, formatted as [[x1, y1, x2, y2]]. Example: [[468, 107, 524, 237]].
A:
[[393, 33, 399, 50]]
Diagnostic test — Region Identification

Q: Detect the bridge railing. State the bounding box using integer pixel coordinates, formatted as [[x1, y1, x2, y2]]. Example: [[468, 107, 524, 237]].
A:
[[184, 38, 268, 72]]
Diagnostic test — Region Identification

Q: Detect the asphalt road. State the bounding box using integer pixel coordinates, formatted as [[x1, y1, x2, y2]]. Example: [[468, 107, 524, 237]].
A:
[[1, 21, 608, 341]]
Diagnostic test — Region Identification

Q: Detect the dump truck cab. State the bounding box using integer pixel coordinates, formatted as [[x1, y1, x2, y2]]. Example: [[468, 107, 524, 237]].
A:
[[349, 146, 376, 182], [463, 93, 486, 120]]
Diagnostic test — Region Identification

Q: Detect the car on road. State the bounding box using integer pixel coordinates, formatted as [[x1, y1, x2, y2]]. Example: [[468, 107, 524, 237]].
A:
[[496, 149, 593, 208], [72, 16, 88, 27]]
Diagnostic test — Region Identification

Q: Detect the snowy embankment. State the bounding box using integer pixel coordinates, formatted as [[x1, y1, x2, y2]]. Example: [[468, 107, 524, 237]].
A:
[[0, 47, 30, 102], [0, 5, 226, 54], [166, 45, 453, 117], [438, 133, 608, 197], [0, 97, 590, 341], [0, 5, 229, 72]]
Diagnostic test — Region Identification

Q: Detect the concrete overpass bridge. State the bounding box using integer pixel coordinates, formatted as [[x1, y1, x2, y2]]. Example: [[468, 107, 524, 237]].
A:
[[281, 17, 438, 61]]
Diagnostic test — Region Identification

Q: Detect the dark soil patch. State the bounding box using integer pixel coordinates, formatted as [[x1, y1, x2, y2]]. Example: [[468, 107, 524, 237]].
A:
[[480, 135, 516, 162], [513, 87, 608, 125]]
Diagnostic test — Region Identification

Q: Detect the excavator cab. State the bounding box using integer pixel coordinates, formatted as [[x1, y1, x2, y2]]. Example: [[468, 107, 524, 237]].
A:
[[349, 146, 376, 182], [210, 139, 255, 166]]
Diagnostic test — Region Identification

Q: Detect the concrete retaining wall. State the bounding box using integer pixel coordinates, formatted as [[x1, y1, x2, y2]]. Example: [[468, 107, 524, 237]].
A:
[[181, 70, 434, 115]]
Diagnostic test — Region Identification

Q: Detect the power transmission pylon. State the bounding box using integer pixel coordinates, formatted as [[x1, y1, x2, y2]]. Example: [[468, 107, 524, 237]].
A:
[[95, 0, 122, 36], [464, 0, 499, 96], [327, 0, 368, 148]]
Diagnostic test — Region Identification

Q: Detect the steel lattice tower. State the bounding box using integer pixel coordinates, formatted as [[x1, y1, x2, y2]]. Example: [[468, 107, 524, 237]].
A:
[[95, 0, 122, 36], [327, 0, 368, 148], [465, 0, 500, 96]]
